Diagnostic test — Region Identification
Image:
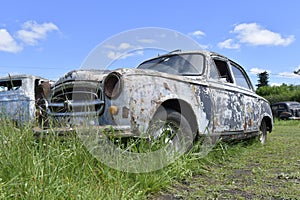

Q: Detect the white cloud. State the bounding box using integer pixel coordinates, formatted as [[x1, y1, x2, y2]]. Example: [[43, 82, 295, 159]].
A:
[[119, 42, 131, 50], [107, 50, 143, 60], [16, 20, 59, 45], [270, 82, 282, 86], [137, 39, 157, 44], [0, 20, 59, 53], [233, 23, 295, 46], [104, 42, 134, 50], [250, 67, 271, 75], [0, 29, 23, 53], [189, 30, 206, 38], [104, 42, 144, 60], [107, 51, 125, 59], [278, 72, 300, 78], [187, 30, 210, 49], [217, 39, 240, 49]]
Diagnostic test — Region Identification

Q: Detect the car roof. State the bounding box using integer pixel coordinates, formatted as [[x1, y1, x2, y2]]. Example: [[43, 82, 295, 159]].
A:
[[272, 101, 300, 106], [137, 49, 230, 67], [0, 74, 48, 81]]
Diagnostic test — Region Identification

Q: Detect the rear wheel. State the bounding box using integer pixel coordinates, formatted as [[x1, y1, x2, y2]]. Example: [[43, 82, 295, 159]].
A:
[[258, 120, 267, 144]]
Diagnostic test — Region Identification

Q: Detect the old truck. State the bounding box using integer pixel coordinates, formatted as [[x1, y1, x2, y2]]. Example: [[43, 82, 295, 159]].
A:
[[0, 74, 51, 125], [39, 50, 273, 149]]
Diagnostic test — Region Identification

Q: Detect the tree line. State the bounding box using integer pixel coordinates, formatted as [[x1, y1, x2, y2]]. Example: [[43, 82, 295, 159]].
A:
[[255, 71, 300, 104]]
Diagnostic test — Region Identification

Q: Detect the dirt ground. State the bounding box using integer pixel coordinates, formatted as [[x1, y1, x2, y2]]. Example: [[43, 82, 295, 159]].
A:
[[148, 124, 300, 199]]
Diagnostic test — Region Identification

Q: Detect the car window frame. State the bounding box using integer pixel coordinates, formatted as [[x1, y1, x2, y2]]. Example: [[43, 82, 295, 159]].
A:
[[137, 52, 206, 76], [229, 61, 254, 91], [208, 57, 234, 84]]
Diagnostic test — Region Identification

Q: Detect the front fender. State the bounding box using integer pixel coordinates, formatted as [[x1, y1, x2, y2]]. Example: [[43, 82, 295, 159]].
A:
[[106, 74, 209, 135]]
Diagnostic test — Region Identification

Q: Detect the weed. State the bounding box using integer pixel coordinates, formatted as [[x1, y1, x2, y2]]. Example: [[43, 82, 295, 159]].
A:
[[1, 119, 299, 199]]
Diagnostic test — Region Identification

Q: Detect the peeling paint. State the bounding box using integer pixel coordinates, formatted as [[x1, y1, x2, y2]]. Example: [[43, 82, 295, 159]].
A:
[[42, 50, 273, 140], [0, 74, 50, 124]]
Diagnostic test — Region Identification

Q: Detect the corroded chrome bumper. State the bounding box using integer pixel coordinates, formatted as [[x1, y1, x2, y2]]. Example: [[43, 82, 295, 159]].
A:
[[32, 125, 137, 138]]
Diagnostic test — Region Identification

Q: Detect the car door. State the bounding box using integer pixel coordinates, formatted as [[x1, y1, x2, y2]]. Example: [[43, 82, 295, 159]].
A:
[[207, 56, 245, 134], [229, 61, 260, 132]]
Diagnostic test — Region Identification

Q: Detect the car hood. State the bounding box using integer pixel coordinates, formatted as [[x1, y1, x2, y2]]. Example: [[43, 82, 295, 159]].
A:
[[53, 67, 204, 88], [54, 69, 111, 85], [112, 68, 203, 82]]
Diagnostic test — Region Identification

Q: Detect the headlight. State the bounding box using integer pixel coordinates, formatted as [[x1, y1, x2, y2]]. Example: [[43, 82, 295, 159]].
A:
[[104, 72, 123, 99]]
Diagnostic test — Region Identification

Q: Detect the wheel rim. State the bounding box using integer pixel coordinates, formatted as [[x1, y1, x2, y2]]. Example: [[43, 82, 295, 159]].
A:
[[150, 120, 179, 146], [259, 121, 267, 144], [259, 130, 266, 144]]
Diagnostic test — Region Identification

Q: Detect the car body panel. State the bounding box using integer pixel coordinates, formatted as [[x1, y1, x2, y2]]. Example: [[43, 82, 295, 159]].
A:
[[0, 74, 50, 124], [41, 50, 273, 140]]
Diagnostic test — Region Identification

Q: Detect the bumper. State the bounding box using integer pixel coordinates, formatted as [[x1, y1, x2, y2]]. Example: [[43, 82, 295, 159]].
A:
[[289, 116, 300, 120], [33, 125, 137, 138]]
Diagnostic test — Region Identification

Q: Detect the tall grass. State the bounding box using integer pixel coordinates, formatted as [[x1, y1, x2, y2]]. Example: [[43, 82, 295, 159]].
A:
[[3, 119, 296, 199], [0, 120, 214, 199]]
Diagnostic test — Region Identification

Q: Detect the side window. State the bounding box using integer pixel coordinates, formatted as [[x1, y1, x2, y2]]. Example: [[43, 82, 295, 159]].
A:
[[210, 59, 233, 83], [230, 63, 252, 90], [278, 104, 286, 110], [0, 80, 22, 91]]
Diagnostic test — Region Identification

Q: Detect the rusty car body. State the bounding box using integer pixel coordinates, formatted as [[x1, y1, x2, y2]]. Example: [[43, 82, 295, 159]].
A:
[[0, 74, 51, 124], [39, 50, 273, 145]]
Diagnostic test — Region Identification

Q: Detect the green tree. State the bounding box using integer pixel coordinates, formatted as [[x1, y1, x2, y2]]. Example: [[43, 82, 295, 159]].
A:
[[256, 84, 300, 104], [256, 71, 269, 88]]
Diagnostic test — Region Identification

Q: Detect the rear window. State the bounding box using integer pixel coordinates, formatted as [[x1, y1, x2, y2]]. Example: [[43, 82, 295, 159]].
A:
[[0, 80, 22, 92]]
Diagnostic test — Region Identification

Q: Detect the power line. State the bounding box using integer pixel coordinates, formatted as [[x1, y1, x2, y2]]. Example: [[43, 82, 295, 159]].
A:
[[0, 66, 75, 70]]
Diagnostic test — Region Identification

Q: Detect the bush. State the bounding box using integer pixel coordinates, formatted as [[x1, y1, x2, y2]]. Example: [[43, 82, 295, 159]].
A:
[[256, 84, 300, 104]]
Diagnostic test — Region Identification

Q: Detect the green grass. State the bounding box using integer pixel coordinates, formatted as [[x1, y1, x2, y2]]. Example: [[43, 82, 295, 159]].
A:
[[1, 119, 299, 199], [0, 120, 194, 199], [151, 120, 300, 199]]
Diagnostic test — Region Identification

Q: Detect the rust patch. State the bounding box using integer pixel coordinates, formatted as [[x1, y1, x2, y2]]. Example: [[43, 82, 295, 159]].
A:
[[163, 82, 171, 90], [122, 106, 129, 118], [248, 119, 252, 127]]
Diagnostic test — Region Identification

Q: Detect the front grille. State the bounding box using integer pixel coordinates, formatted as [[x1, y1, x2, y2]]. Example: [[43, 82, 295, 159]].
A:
[[295, 109, 300, 117], [290, 109, 300, 117], [48, 81, 104, 116]]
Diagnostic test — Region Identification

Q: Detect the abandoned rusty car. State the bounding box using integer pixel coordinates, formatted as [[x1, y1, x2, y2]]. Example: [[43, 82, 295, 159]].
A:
[[39, 50, 273, 147], [271, 101, 300, 120], [0, 74, 51, 124]]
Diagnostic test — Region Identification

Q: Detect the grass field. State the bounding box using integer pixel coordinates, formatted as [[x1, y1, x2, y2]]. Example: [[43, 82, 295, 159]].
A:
[[0, 120, 299, 199], [151, 120, 300, 199]]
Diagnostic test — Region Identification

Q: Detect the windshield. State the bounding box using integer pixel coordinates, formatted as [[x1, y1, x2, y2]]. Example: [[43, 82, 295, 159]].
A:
[[137, 53, 204, 75], [0, 80, 22, 92], [290, 102, 300, 109]]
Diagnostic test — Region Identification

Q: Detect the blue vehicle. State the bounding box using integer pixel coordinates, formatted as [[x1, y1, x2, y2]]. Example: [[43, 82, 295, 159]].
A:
[[0, 74, 51, 124]]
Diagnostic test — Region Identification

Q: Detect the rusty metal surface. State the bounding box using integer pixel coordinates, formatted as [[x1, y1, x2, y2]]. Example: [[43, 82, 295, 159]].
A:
[[271, 101, 300, 120], [43, 50, 273, 139], [0, 74, 50, 123]]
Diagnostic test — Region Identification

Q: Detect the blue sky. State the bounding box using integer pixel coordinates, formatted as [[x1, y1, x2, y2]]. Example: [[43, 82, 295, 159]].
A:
[[1, 0, 300, 86]]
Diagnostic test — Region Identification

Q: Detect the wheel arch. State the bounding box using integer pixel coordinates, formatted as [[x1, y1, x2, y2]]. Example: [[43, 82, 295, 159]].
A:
[[262, 115, 273, 133], [159, 99, 198, 133]]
